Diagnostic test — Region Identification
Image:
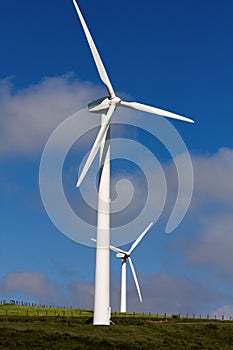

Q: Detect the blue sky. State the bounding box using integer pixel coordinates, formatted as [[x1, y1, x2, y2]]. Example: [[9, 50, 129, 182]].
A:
[[1, 0, 233, 317]]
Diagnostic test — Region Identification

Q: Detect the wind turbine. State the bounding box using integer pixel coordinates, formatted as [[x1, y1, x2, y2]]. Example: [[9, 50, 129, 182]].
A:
[[110, 222, 153, 313], [72, 0, 194, 325], [91, 222, 153, 313]]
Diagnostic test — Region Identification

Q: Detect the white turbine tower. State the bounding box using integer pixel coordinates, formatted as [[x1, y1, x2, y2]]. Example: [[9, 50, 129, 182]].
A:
[[72, 0, 194, 325], [110, 222, 153, 313]]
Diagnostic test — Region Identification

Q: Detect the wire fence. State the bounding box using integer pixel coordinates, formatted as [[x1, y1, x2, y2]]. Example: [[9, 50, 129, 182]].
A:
[[0, 300, 231, 321], [111, 311, 232, 321], [0, 300, 92, 318]]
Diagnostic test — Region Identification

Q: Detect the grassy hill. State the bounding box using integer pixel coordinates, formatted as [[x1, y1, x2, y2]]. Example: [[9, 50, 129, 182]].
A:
[[0, 305, 232, 349]]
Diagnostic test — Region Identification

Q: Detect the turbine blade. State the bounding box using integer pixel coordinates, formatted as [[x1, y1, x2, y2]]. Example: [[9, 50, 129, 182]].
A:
[[128, 222, 153, 255], [72, 0, 115, 98], [128, 257, 142, 302], [93, 237, 128, 255], [110, 245, 128, 255], [76, 104, 116, 187], [120, 100, 194, 123]]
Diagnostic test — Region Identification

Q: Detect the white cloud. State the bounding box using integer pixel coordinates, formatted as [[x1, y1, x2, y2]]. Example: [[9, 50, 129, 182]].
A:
[[191, 147, 233, 210], [68, 281, 94, 310], [163, 147, 233, 220], [125, 272, 228, 315], [183, 214, 233, 273], [213, 304, 233, 319], [0, 75, 103, 157], [0, 271, 65, 305], [170, 148, 233, 274], [0, 271, 94, 309], [0, 270, 231, 317]]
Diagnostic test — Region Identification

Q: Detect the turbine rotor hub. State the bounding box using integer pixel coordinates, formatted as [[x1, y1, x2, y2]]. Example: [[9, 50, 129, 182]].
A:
[[110, 96, 121, 105]]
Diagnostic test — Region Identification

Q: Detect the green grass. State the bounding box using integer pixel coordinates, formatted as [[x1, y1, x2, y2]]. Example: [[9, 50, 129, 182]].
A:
[[0, 305, 232, 349], [0, 304, 93, 317]]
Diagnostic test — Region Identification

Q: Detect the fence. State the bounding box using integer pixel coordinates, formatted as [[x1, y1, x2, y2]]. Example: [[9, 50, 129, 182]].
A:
[[0, 300, 231, 321], [111, 311, 232, 321]]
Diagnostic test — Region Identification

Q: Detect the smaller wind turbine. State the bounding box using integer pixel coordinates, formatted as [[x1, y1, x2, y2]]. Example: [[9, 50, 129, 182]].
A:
[[92, 222, 153, 312], [110, 222, 153, 313]]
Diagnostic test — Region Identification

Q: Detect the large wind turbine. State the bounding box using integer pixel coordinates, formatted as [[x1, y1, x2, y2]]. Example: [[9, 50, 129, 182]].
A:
[[110, 222, 153, 313], [72, 0, 194, 325]]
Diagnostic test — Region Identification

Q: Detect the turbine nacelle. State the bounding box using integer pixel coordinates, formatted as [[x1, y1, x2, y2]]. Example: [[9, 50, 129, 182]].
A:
[[88, 96, 121, 114], [88, 97, 110, 114], [116, 252, 128, 259]]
